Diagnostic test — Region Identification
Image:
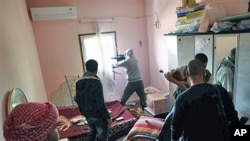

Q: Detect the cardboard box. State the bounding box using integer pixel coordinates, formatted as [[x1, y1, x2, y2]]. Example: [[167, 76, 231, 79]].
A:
[[146, 93, 168, 115], [144, 107, 168, 119]]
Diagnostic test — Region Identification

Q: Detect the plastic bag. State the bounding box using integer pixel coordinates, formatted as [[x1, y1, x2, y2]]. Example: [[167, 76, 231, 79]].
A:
[[210, 21, 234, 33]]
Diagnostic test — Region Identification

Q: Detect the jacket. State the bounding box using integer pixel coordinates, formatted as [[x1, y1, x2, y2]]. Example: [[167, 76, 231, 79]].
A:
[[75, 71, 110, 119], [215, 57, 235, 95], [171, 83, 239, 141], [114, 48, 142, 82]]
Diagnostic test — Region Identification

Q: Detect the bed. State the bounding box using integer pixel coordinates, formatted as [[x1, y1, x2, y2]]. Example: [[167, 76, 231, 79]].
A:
[[57, 100, 137, 140]]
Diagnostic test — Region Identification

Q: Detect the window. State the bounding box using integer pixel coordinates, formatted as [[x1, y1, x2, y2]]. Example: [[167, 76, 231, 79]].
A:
[[79, 32, 117, 73], [79, 31, 120, 102]]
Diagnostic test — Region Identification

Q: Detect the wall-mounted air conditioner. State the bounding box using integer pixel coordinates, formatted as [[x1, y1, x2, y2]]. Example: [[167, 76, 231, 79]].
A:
[[30, 6, 77, 21]]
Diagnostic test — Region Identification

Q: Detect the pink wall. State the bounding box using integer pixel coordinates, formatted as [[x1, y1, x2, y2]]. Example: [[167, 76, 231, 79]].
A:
[[0, 0, 47, 139], [26, 0, 249, 100], [26, 0, 150, 100], [1, 0, 249, 139], [145, 0, 181, 93]]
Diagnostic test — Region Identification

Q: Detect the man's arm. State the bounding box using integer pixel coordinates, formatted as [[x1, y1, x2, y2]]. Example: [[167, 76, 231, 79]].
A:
[[216, 68, 234, 98], [94, 81, 111, 119], [112, 59, 127, 68], [205, 69, 213, 84], [75, 80, 84, 113], [164, 66, 187, 89], [220, 86, 239, 123]]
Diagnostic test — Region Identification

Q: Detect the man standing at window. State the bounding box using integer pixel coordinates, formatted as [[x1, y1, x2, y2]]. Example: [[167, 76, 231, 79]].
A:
[[113, 48, 147, 110]]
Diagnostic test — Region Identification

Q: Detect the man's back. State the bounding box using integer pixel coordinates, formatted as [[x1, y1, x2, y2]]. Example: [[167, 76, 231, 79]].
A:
[[125, 58, 141, 81], [75, 73, 101, 116], [75, 59, 111, 141], [75, 72, 110, 119], [171, 83, 238, 141]]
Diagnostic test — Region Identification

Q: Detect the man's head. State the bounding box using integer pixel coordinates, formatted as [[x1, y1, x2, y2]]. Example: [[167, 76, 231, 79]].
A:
[[194, 53, 208, 68], [3, 102, 59, 141], [187, 59, 205, 78], [229, 48, 236, 64], [86, 59, 98, 73], [124, 48, 135, 58]]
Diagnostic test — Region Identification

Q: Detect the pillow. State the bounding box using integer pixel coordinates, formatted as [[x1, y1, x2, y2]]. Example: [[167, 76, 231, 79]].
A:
[[123, 116, 164, 141], [144, 86, 162, 94]]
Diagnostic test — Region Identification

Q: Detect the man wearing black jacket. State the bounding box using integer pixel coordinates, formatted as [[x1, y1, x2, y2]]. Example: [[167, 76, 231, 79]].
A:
[[171, 59, 239, 141], [75, 59, 111, 141]]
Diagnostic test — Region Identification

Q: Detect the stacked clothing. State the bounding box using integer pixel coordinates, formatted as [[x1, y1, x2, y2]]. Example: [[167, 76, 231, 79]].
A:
[[175, 2, 205, 33]]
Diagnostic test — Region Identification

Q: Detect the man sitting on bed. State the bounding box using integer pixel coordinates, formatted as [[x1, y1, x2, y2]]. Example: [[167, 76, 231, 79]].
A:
[[75, 59, 111, 141]]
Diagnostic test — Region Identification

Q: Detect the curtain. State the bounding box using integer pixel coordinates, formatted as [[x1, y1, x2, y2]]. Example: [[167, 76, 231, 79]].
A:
[[80, 23, 120, 102]]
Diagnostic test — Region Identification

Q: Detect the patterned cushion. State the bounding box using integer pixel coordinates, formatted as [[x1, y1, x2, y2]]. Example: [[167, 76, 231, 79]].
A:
[[124, 116, 164, 140]]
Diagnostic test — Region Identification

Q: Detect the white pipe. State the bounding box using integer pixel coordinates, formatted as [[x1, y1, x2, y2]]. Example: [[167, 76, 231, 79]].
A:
[[79, 18, 114, 23]]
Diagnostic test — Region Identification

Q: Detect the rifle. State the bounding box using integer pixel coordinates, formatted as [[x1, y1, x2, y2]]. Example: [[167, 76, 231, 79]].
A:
[[111, 55, 124, 80], [111, 54, 125, 61]]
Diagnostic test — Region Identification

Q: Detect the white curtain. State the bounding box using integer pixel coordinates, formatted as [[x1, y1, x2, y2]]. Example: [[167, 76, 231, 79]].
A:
[[80, 23, 120, 102]]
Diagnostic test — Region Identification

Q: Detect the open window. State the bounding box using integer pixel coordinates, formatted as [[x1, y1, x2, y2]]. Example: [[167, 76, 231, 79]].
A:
[[78, 31, 120, 102]]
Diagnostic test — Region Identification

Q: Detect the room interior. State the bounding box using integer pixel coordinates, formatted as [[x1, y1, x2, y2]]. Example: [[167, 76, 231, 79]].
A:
[[1, 0, 250, 140]]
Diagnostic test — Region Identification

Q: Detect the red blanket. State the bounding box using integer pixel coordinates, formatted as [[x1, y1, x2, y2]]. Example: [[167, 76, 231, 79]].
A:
[[58, 100, 136, 139]]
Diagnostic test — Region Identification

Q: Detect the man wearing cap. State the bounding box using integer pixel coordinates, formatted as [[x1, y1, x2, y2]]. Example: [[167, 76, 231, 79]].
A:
[[3, 102, 59, 141]]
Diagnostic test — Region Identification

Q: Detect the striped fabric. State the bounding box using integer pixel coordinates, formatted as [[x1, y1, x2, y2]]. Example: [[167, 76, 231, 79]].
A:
[[124, 116, 164, 140], [3, 102, 59, 141]]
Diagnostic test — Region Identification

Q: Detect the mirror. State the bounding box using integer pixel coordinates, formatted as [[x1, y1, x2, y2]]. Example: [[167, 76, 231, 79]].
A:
[[7, 88, 28, 114], [214, 34, 238, 82]]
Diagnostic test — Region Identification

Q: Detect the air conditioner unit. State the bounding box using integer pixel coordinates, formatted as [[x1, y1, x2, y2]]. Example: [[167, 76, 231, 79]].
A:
[[30, 6, 77, 21]]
